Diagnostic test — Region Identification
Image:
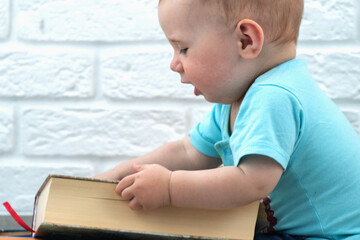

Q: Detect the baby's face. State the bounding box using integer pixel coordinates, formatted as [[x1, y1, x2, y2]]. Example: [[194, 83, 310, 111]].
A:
[[158, 0, 255, 104]]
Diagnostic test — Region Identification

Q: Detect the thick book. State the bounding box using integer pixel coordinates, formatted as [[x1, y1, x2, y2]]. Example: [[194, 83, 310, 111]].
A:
[[32, 175, 259, 240]]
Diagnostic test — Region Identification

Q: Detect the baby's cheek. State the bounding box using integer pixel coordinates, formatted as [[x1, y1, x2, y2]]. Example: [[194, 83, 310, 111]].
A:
[[189, 65, 214, 83]]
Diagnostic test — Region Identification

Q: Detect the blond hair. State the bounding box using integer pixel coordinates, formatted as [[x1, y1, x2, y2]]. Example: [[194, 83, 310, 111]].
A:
[[159, 0, 304, 45]]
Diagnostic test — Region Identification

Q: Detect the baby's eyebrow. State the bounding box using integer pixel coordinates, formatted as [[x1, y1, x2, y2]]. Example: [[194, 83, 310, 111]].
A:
[[169, 38, 188, 47], [167, 34, 186, 43], [168, 37, 180, 43]]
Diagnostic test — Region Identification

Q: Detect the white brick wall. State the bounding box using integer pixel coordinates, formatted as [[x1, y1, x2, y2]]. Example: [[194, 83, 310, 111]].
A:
[[0, 0, 359, 217]]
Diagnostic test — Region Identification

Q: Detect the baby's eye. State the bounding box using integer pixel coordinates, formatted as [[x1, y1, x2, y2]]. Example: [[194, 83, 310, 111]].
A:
[[179, 48, 188, 54]]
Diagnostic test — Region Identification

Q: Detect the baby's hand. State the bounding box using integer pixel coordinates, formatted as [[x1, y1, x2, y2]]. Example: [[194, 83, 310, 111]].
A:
[[115, 163, 172, 211]]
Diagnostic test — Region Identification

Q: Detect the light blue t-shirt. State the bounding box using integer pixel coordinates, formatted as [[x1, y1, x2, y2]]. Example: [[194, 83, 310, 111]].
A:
[[189, 59, 360, 239]]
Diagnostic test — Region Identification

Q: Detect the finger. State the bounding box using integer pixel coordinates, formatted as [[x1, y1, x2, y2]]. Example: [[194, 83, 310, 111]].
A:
[[121, 186, 135, 201], [131, 163, 143, 173], [128, 198, 143, 211], [115, 175, 135, 196]]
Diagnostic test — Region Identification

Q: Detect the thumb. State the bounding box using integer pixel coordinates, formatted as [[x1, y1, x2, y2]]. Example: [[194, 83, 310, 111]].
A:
[[131, 163, 143, 173]]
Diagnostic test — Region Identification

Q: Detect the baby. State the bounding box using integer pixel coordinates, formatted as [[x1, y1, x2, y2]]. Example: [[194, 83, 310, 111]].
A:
[[96, 1, 360, 239]]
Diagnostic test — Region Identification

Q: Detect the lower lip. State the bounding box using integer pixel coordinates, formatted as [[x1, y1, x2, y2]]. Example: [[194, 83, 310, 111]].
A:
[[194, 87, 201, 96]]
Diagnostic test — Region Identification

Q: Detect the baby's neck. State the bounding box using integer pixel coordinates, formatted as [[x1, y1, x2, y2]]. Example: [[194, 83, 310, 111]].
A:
[[256, 41, 297, 77], [231, 41, 297, 107]]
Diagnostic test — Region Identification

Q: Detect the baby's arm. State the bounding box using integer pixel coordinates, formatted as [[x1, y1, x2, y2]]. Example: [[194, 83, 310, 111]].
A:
[[94, 136, 221, 180], [169, 155, 283, 209], [116, 143, 283, 210]]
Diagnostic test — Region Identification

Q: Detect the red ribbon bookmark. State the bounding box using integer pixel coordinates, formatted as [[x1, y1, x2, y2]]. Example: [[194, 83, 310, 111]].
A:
[[3, 202, 35, 233]]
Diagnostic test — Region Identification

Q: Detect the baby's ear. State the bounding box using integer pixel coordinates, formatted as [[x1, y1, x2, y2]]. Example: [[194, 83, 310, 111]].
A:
[[235, 19, 264, 59]]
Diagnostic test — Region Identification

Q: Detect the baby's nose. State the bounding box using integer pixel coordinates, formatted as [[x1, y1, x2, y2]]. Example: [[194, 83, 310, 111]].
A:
[[170, 57, 183, 73]]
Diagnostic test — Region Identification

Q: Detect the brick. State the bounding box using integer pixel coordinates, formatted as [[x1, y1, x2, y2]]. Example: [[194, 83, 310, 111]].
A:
[[342, 108, 360, 136], [298, 49, 360, 100], [0, 49, 94, 98], [0, 164, 93, 215], [299, 0, 356, 41], [17, 0, 163, 42], [101, 48, 196, 99], [0, 108, 13, 153], [22, 107, 186, 157], [0, 0, 9, 39], [186, 105, 213, 132]]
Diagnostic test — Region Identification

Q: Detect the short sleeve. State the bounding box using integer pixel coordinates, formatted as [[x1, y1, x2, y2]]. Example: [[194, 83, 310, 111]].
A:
[[230, 85, 303, 169], [189, 104, 223, 158]]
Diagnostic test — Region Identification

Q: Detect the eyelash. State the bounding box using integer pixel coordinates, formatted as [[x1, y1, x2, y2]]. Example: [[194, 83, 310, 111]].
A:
[[179, 48, 188, 54]]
